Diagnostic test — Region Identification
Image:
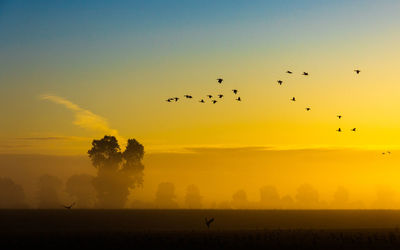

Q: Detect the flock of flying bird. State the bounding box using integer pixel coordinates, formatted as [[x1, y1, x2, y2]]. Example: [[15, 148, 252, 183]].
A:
[[166, 77, 241, 104], [165, 69, 364, 133], [280, 70, 360, 133], [164, 68, 392, 156]]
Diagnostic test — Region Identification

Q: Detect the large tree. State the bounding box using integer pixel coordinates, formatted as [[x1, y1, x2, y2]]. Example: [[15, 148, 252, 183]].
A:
[[88, 136, 144, 208]]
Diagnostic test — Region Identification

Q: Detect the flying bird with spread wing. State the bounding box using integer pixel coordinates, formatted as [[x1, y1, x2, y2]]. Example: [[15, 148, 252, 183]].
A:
[[236, 97, 241, 101], [354, 69, 361, 74], [64, 202, 75, 210], [217, 78, 223, 84], [205, 217, 215, 229], [337, 115, 342, 119], [199, 99, 205, 103], [277, 80, 283, 85], [337, 128, 342, 132], [184, 95, 193, 99], [302, 72, 309, 76], [212, 100, 217, 104], [286, 70, 293, 74], [305, 107, 311, 111], [291, 97, 296, 102], [232, 89, 238, 94], [351, 128, 356, 132], [218, 94, 223, 98], [207, 95, 213, 99]]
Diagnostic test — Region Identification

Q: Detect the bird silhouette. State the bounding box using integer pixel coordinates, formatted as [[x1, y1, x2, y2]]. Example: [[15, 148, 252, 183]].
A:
[[205, 217, 215, 229], [387, 151, 391, 155], [184, 95, 193, 99], [218, 94, 224, 98], [351, 128, 356, 132], [305, 107, 311, 111], [212, 100, 217, 104], [174, 97, 179, 102], [277, 80, 283, 85], [166, 98, 172, 102], [302, 72, 309, 76], [236, 97, 241, 101], [337, 115, 342, 119], [64, 202, 75, 210], [217, 78, 223, 84], [199, 99, 205, 103], [291, 97, 296, 101], [207, 95, 213, 99], [354, 69, 361, 74], [232, 89, 238, 94], [337, 128, 342, 132], [286, 71, 293, 74]]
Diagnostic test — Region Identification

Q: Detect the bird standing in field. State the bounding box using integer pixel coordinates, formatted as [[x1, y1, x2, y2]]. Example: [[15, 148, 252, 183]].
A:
[[205, 217, 215, 229], [277, 80, 283, 85], [354, 69, 361, 74], [302, 72, 309, 76], [64, 202, 75, 210], [232, 89, 238, 94], [217, 78, 223, 84], [286, 70, 293, 74]]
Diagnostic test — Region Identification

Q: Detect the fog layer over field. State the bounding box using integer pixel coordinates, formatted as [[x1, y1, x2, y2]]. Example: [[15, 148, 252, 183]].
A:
[[0, 147, 399, 209]]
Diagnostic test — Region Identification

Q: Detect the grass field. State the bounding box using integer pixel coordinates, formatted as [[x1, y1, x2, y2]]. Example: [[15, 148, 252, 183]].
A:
[[2, 210, 400, 249]]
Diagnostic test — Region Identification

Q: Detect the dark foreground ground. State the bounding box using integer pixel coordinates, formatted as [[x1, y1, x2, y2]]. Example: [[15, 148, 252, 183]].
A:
[[3, 210, 400, 249]]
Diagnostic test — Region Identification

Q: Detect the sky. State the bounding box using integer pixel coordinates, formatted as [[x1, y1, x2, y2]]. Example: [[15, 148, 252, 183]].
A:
[[1, 0, 400, 207]]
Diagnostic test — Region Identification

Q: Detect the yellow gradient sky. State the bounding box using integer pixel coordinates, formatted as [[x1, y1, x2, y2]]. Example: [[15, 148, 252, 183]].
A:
[[1, 1, 400, 207]]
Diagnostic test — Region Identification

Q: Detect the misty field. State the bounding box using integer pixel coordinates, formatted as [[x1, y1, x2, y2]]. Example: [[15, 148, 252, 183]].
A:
[[3, 210, 400, 249]]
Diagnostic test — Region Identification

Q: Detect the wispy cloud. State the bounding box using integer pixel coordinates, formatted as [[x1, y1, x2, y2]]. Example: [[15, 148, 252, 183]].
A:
[[16, 136, 90, 141], [40, 94, 124, 143]]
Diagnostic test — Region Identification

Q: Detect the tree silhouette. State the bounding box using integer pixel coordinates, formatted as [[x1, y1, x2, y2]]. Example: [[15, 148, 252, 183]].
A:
[[331, 186, 350, 209], [0, 177, 27, 208], [232, 189, 248, 209], [65, 174, 96, 208], [154, 182, 179, 209], [88, 135, 145, 208], [295, 184, 320, 209], [259, 185, 281, 209], [37, 174, 63, 208], [184, 184, 202, 209]]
